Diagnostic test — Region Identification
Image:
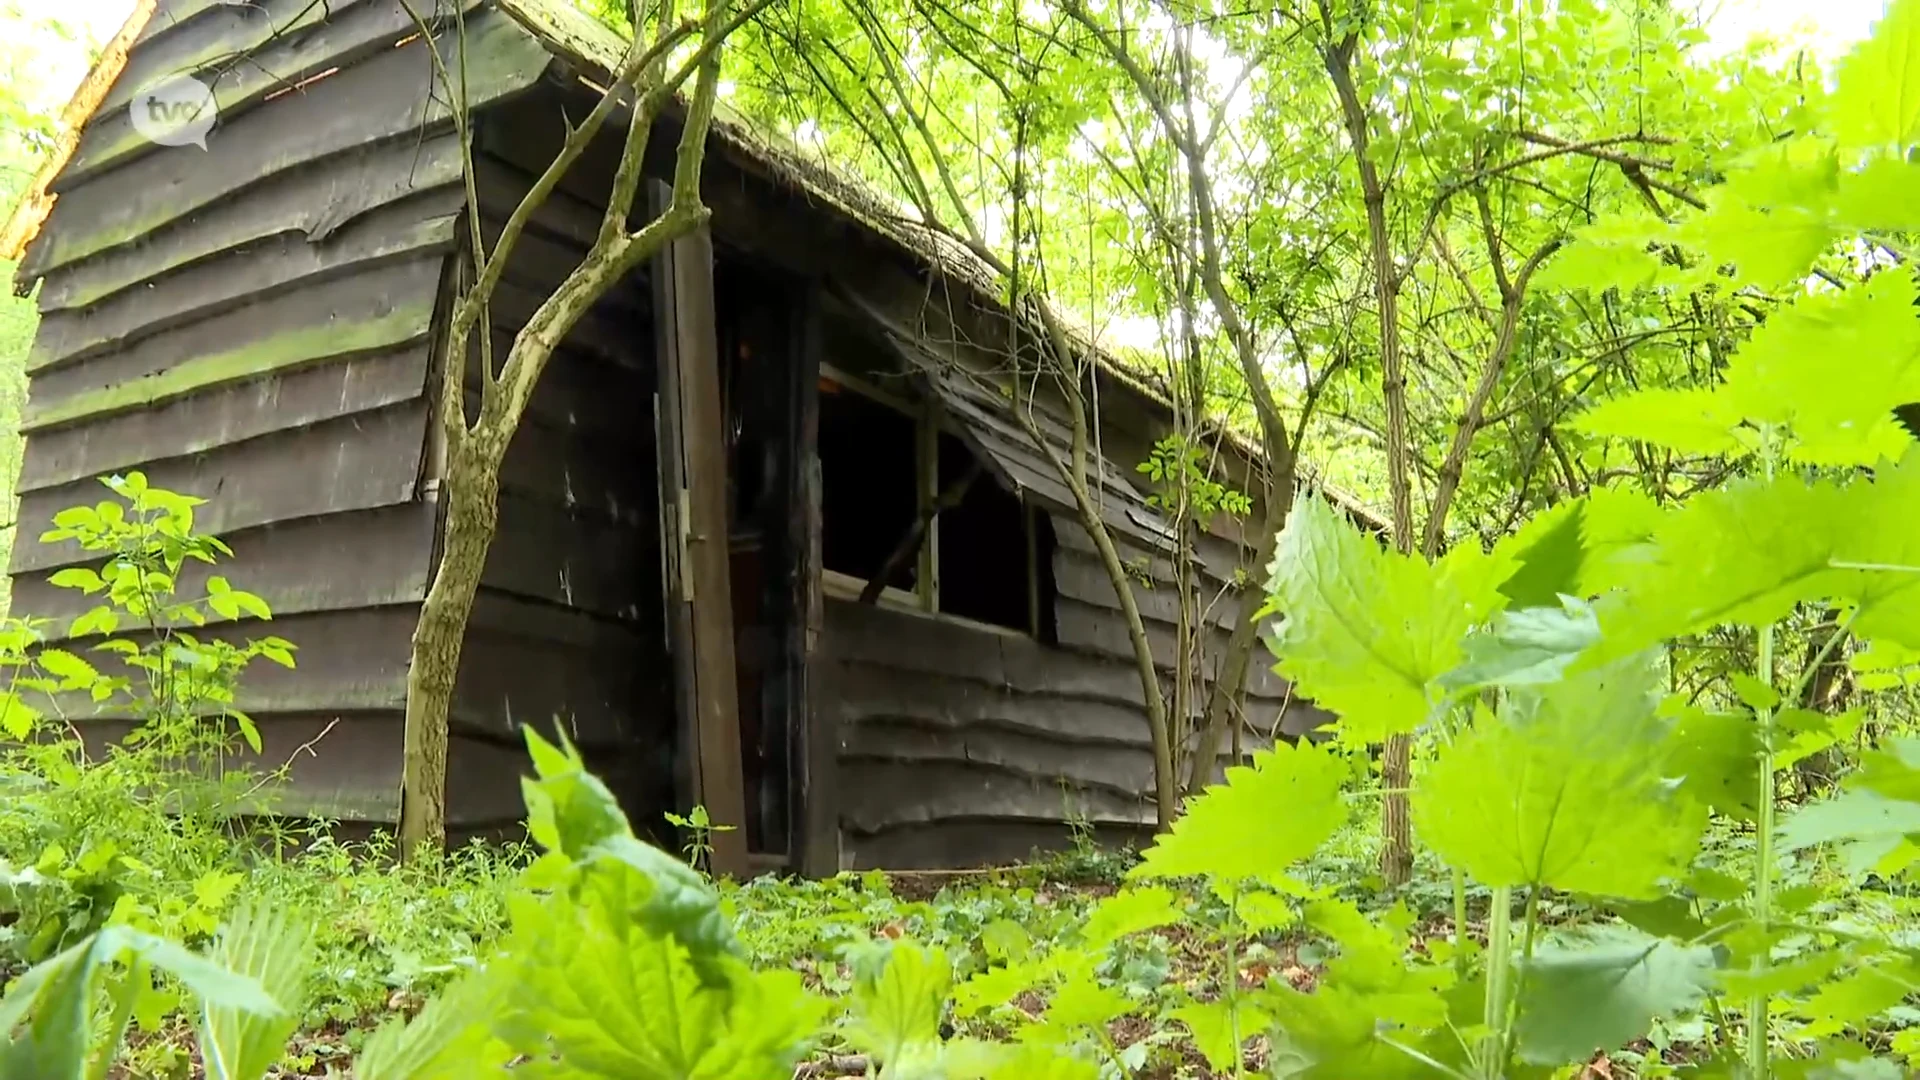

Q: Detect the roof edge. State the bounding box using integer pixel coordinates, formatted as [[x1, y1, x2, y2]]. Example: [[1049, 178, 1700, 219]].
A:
[[2, 0, 158, 291]]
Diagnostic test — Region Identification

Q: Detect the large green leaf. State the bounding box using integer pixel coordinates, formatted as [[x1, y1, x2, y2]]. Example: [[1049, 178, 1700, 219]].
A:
[[353, 967, 515, 1080], [1572, 387, 1749, 457], [1601, 460, 1920, 659], [1264, 495, 1496, 740], [494, 871, 824, 1080], [0, 925, 279, 1080], [1513, 925, 1716, 1066], [198, 904, 316, 1080], [1415, 655, 1704, 898], [1438, 596, 1601, 696], [1129, 741, 1346, 883], [1494, 500, 1588, 610], [846, 941, 952, 1065], [1830, 0, 1920, 152], [1174, 998, 1273, 1074]]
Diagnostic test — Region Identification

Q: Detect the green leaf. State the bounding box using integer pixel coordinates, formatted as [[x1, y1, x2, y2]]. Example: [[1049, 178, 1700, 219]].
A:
[[1040, 970, 1134, 1032], [1513, 925, 1716, 1066], [36, 649, 97, 689], [1264, 495, 1494, 740], [1572, 387, 1747, 457], [1777, 788, 1920, 853], [45, 568, 103, 594], [1415, 654, 1703, 898], [846, 941, 950, 1065], [1790, 958, 1920, 1038], [1685, 192, 1833, 289], [1438, 596, 1600, 695], [1662, 707, 1763, 821], [1830, 0, 1920, 151], [1834, 155, 1920, 230], [1601, 460, 1920, 658], [198, 904, 315, 1080], [1496, 500, 1587, 610], [228, 591, 272, 621], [1173, 998, 1272, 1073], [1129, 741, 1346, 883], [1729, 672, 1781, 711], [354, 967, 514, 1080], [0, 695, 42, 740], [1079, 886, 1182, 950]]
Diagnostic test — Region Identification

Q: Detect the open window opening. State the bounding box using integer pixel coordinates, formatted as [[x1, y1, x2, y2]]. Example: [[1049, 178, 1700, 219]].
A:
[[817, 361, 1054, 637]]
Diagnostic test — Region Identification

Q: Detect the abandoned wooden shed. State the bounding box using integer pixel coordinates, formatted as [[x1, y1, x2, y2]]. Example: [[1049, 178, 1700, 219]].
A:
[[6, 0, 1358, 874]]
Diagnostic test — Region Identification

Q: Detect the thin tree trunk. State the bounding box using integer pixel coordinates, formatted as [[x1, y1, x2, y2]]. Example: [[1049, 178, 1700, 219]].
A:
[[1325, 27, 1416, 887], [394, 0, 735, 855], [399, 441, 501, 848], [1186, 478, 1290, 795]]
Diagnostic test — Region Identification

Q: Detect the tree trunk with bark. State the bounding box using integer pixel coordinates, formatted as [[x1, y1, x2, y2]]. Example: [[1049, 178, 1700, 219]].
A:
[[395, 0, 741, 855]]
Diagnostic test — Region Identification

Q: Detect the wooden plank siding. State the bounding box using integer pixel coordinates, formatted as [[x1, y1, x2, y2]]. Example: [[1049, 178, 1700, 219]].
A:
[[451, 138, 676, 829], [5, 0, 556, 827]]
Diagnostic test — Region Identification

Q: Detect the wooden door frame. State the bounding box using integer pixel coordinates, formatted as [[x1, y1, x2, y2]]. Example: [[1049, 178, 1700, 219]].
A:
[[648, 180, 749, 880]]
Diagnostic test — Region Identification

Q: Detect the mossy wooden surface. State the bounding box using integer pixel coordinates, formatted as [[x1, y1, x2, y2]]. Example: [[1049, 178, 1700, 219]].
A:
[[36, 136, 465, 313], [29, 209, 457, 375], [23, 301, 433, 432], [22, 345, 432, 493], [22, 6, 546, 279], [71, 0, 486, 190], [13, 402, 430, 573]]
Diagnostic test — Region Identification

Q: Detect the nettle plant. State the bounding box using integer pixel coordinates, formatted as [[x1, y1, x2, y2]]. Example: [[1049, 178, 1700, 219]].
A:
[[0, 473, 295, 964]]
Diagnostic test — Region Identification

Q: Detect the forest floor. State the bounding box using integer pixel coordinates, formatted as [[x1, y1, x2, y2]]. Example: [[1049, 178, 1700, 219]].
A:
[[73, 819, 1910, 1080]]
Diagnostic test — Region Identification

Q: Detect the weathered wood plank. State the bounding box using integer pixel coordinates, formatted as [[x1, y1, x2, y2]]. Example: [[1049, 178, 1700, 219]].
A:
[[36, 136, 464, 313], [62, 711, 535, 826], [654, 211, 750, 878], [21, 7, 546, 279], [843, 819, 1153, 871], [137, 0, 260, 45], [472, 152, 609, 251], [838, 759, 1151, 834], [1053, 595, 1291, 699], [453, 589, 668, 747], [9, 501, 437, 628], [493, 406, 654, 525], [21, 345, 431, 494], [33, 606, 417, 719], [99, 0, 367, 121], [30, 196, 459, 374], [473, 331, 654, 450], [12, 401, 429, 573], [25, 255, 442, 433], [490, 279, 642, 371], [790, 284, 835, 877], [839, 718, 1155, 798], [819, 659, 1158, 749], [482, 493, 655, 619]]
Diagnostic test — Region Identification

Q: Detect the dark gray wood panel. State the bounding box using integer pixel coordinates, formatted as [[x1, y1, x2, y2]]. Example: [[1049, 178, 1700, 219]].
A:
[[24, 255, 443, 432], [9, 501, 436, 630], [21, 7, 546, 279], [818, 659, 1157, 748], [839, 759, 1151, 834], [844, 819, 1152, 871], [21, 345, 431, 494], [35, 136, 464, 313], [13, 401, 429, 573], [840, 718, 1156, 796], [453, 590, 667, 747], [30, 196, 459, 373], [481, 493, 653, 619]]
